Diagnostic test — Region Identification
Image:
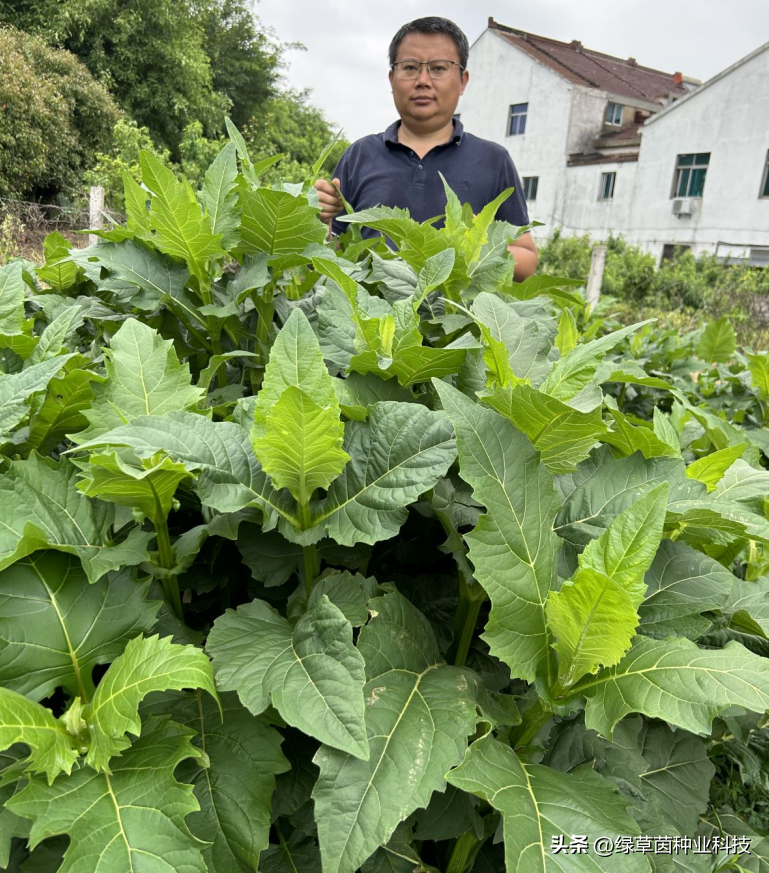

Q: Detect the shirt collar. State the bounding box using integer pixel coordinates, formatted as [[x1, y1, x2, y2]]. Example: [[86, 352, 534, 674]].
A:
[[383, 117, 464, 148]]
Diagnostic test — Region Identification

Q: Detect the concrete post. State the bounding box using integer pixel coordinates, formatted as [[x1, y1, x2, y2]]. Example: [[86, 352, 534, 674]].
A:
[[88, 185, 105, 246], [586, 244, 606, 308]]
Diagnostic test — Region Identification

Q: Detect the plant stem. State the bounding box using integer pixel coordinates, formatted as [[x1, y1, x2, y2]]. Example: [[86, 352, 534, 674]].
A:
[[302, 544, 319, 594], [298, 500, 319, 593], [452, 595, 482, 667], [445, 831, 483, 873], [449, 573, 487, 667], [254, 289, 274, 348], [508, 698, 553, 751], [155, 515, 184, 621]]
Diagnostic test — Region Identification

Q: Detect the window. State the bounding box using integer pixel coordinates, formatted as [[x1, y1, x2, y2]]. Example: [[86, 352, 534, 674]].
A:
[[605, 102, 623, 126], [673, 153, 710, 198], [661, 243, 691, 262], [522, 176, 538, 201], [508, 103, 528, 136], [599, 172, 616, 200], [761, 150, 769, 198]]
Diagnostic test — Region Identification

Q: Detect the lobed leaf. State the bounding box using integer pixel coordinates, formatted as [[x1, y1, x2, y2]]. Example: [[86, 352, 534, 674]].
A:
[[313, 593, 477, 873], [435, 381, 560, 682], [207, 596, 368, 759], [83, 634, 218, 772], [9, 717, 208, 873]]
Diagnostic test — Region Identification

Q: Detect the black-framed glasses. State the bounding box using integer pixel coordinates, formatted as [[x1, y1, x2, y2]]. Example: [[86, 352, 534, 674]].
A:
[[391, 59, 464, 80]]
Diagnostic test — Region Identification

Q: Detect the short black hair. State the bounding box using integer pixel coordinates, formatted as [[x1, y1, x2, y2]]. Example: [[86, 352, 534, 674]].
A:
[[388, 17, 469, 70]]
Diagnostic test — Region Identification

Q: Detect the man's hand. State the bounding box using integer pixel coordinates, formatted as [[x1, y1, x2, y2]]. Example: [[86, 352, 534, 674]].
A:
[[508, 231, 538, 281], [314, 177, 343, 228]]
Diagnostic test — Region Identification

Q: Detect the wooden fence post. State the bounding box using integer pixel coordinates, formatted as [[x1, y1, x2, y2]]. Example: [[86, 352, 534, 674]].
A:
[[88, 186, 105, 247]]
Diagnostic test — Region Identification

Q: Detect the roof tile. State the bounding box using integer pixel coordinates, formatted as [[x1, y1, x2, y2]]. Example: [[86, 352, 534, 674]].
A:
[[488, 20, 689, 102]]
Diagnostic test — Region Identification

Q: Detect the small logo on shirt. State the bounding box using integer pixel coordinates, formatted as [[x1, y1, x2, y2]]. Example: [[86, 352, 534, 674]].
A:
[[460, 180, 471, 191]]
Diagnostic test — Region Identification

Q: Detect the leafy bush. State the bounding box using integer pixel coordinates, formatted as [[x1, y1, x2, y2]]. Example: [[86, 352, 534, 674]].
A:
[[1, 136, 769, 873], [538, 230, 769, 346], [0, 26, 119, 200]]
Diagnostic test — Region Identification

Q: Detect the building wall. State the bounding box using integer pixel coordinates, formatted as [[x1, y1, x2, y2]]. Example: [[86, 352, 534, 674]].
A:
[[625, 46, 769, 260], [558, 161, 639, 238], [458, 31, 575, 239], [460, 30, 769, 261]]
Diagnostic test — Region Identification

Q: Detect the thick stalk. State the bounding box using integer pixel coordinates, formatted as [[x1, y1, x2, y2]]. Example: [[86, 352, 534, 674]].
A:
[[155, 515, 184, 621], [299, 500, 319, 593], [507, 698, 553, 751], [452, 595, 483, 667], [445, 831, 484, 873], [254, 289, 274, 348]]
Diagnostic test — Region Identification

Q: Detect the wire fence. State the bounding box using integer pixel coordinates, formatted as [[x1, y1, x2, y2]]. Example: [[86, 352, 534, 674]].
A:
[[0, 191, 124, 263]]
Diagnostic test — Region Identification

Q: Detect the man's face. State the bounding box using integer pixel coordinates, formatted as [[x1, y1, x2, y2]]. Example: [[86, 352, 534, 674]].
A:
[[389, 32, 469, 130]]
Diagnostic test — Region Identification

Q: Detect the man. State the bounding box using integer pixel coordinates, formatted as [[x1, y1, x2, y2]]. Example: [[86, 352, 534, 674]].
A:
[[315, 16, 538, 280]]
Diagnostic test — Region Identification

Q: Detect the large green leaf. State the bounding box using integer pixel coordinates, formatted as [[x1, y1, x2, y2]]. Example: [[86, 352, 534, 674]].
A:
[[696, 317, 736, 363], [140, 151, 226, 274], [746, 351, 769, 400], [472, 292, 552, 385], [252, 310, 349, 503], [712, 459, 769, 513], [77, 318, 203, 442], [636, 721, 714, 835], [143, 691, 289, 873], [685, 444, 748, 491], [0, 552, 158, 702], [73, 412, 296, 524], [311, 402, 456, 546], [0, 262, 26, 333], [9, 718, 208, 873], [83, 634, 217, 771], [72, 240, 190, 311], [313, 593, 477, 873], [260, 832, 322, 873], [484, 384, 609, 474], [207, 596, 368, 759], [546, 486, 667, 688], [555, 448, 691, 549], [574, 636, 769, 737], [200, 142, 240, 251], [0, 454, 152, 583], [447, 734, 649, 873], [638, 540, 735, 639], [77, 449, 195, 527], [0, 690, 78, 783], [0, 356, 74, 441], [236, 184, 326, 256], [541, 322, 649, 403], [253, 307, 339, 437], [435, 381, 560, 682], [576, 484, 668, 592]]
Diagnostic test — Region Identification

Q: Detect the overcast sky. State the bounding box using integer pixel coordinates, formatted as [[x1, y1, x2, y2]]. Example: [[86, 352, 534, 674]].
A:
[[255, 0, 768, 142]]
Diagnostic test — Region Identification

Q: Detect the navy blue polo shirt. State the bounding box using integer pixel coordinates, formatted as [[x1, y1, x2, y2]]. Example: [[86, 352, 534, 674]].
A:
[[331, 119, 529, 237]]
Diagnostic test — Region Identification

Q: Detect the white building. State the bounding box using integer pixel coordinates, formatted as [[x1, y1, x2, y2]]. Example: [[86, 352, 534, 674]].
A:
[[458, 19, 769, 264]]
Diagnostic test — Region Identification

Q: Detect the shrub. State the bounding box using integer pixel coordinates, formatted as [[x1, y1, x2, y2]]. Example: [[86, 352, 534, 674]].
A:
[[0, 26, 119, 200]]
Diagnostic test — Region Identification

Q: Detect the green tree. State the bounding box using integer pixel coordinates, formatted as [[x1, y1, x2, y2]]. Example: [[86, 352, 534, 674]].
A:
[[0, 26, 119, 199], [192, 0, 283, 130]]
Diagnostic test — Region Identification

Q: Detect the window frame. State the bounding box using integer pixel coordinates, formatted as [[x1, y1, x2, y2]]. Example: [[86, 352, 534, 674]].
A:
[[522, 176, 538, 202], [604, 102, 623, 126], [507, 103, 528, 137], [599, 172, 616, 201], [761, 150, 769, 198], [672, 152, 710, 199]]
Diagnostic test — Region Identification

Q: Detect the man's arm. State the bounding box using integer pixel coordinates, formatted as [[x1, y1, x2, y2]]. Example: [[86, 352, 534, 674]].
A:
[[508, 231, 538, 281]]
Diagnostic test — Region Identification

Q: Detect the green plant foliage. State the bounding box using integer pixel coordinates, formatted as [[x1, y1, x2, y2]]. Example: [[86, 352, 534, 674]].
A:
[[0, 26, 119, 199], [0, 135, 767, 873]]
